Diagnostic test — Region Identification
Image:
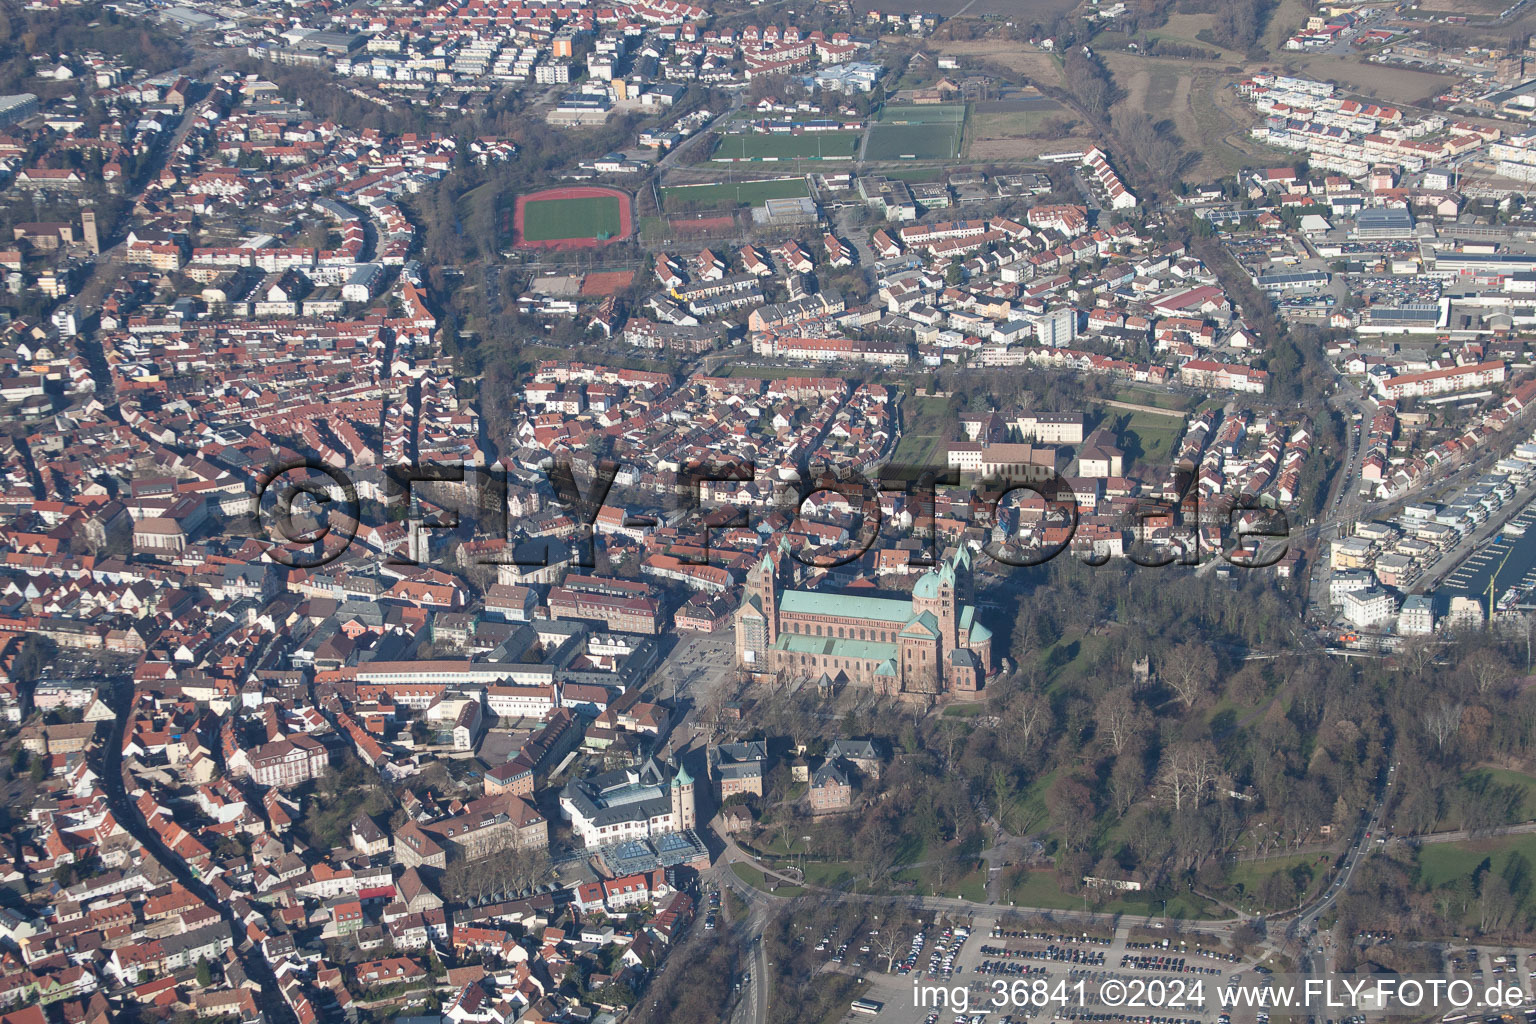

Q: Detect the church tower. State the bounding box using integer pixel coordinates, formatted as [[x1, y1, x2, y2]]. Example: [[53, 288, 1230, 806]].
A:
[[670, 762, 696, 831], [937, 564, 958, 652], [406, 491, 427, 564], [746, 552, 778, 643]]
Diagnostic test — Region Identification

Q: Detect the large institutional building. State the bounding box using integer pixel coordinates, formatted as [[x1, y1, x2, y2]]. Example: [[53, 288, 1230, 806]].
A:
[[734, 545, 993, 698], [559, 757, 697, 849]]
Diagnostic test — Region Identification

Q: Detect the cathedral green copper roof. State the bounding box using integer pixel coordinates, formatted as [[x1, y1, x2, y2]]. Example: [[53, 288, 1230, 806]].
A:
[[773, 633, 900, 662], [778, 589, 914, 623]]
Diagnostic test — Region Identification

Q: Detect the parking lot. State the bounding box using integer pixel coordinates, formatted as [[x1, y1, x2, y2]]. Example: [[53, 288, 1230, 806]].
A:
[[832, 920, 1262, 1024]]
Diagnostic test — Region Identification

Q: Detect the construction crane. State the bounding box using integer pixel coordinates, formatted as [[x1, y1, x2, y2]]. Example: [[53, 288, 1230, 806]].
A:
[[1487, 542, 1516, 624]]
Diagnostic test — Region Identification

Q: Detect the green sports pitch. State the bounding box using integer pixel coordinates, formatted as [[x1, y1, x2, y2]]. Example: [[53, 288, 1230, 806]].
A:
[[521, 196, 624, 242], [865, 103, 966, 161], [711, 131, 861, 161]]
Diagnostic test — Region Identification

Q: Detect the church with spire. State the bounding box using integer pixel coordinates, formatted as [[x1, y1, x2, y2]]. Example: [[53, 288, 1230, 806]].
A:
[[733, 543, 993, 699]]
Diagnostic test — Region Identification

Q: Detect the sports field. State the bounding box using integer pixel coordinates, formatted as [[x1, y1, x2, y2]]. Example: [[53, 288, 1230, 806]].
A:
[[512, 186, 633, 249], [521, 196, 623, 242], [661, 177, 810, 210], [866, 103, 966, 160], [712, 131, 861, 161]]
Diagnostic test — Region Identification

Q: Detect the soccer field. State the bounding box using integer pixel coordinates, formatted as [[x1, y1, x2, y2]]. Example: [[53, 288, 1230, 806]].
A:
[[712, 131, 861, 161], [876, 103, 967, 125], [866, 103, 966, 160], [865, 122, 961, 160], [520, 196, 624, 242]]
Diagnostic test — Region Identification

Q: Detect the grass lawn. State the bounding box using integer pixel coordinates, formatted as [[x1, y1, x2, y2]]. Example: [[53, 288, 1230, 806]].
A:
[[1033, 632, 1112, 688], [1117, 410, 1185, 474], [521, 196, 623, 242], [1418, 833, 1536, 889], [1000, 768, 1057, 836], [732, 861, 805, 897], [799, 861, 859, 888], [866, 121, 962, 160], [1464, 766, 1536, 822], [892, 394, 958, 470], [932, 866, 989, 902], [1224, 851, 1325, 897], [712, 131, 861, 161], [969, 108, 1057, 138], [661, 177, 809, 210], [1001, 868, 1084, 910]]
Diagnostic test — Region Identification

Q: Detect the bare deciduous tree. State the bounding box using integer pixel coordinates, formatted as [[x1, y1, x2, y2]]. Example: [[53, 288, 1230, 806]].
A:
[[1156, 742, 1219, 813], [1423, 701, 1464, 752], [1096, 686, 1142, 755], [1166, 643, 1217, 710]]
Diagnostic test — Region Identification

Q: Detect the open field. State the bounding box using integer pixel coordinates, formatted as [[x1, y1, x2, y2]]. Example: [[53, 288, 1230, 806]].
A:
[[929, 38, 1068, 85], [1444, 766, 1536, 827], [579, 270, 633, 296], [660, 177, 809, 210], [963, 97, 1081, 160], [1113, 409, 1186, 474], [891, 394, 958, 470], [521, 196, 622, 242], [941, 0, 1080, 17], [1141, 12, 1245, 60], [1224, 851, 1324, 898], [1415, 0, 1516, 12], [1264, 0, 1312, 55], [969, 103, 1062, 136], [1286, 55, 1453, 105], [712, 131, 861, 161], [855, 0, 976, 15], [1417, 833, 1536, 889], [1101, 53, 1280, 182]]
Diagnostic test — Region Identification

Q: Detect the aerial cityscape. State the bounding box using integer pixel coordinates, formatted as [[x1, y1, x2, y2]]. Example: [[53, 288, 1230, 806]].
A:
[[16, 0, 1536, 1022]]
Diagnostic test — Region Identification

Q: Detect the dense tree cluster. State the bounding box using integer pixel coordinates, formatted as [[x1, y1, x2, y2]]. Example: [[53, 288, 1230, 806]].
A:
[[1208, 0, 1274, 55], [0, 4, 188, 95]]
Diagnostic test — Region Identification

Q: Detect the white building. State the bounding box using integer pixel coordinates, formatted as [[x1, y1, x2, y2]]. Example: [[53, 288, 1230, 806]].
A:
[[1397, 594, 1435, 636], [1342, 587, 1396, 629], [559, 757, 696, 849], [1329, 568, 1374, 605]]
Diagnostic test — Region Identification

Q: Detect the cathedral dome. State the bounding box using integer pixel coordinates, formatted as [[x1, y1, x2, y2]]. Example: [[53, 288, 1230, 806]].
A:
[[912, 570, 942, 599]]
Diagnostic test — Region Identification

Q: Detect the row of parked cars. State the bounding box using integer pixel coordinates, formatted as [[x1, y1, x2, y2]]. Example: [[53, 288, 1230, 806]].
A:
[[993, 929, 1114, 947], [979, 944, 1106, 966], [928, 925, 972, 978], [895, 929, 928, 975], [974, 959, 1050, 977], [1119, 955, 1223, 976]]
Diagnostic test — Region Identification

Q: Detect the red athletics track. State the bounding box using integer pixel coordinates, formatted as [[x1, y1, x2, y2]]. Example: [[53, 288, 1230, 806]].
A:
[[512, 185, 633, 250]]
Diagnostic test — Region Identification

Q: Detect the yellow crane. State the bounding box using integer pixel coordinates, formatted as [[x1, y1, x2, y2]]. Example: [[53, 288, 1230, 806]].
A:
[[1487, 542, 1516, 624]]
